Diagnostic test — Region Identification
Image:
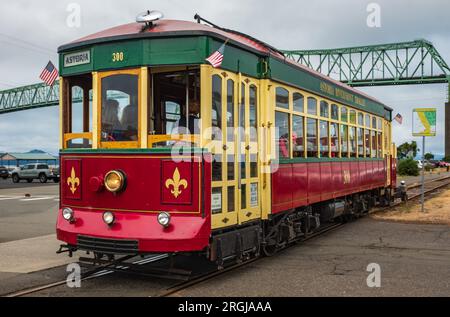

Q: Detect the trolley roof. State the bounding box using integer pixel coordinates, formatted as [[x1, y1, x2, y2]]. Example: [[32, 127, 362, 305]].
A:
[[58, 19, 392, 118]]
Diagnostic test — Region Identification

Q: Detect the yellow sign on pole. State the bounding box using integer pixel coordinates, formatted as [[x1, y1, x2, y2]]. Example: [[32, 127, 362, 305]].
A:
[[412, 108, 437, 137], [412, 108, 437, 213]]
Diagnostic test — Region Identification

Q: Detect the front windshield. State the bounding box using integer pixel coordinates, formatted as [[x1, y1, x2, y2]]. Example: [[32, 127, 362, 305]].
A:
[[101, 74, 138, 142]]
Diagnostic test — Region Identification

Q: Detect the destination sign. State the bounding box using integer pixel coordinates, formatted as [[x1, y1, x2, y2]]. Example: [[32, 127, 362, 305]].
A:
[[64, 51, 91, 67], [320, 81, 367, 107]]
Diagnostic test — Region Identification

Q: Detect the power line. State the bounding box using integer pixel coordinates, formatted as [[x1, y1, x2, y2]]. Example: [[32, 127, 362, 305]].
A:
[[0, 32, 56, 54], [0, 40, 57, 57]]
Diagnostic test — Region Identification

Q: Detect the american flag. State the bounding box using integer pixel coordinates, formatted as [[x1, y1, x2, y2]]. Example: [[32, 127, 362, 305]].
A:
[[39, 61, 59, 86], [206, 42, 226, 68], [394, 113, 403, 124]]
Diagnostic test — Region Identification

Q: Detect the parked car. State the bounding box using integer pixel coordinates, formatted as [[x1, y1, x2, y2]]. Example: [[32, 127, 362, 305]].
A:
[[416, 160, 423, 169], [436, 161, 450, 168], [0, 166, 9, 180], [429, 160, 440, 167], [11, 164, 60, 183]]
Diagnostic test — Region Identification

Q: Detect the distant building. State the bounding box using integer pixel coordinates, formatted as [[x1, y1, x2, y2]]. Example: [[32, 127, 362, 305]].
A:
[[0, 151, 58, 167]]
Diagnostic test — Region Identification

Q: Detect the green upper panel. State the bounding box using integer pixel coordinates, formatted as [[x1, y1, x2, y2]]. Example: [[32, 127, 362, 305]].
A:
[[269, 57, 390, 118], [58, 20, 391, 119]]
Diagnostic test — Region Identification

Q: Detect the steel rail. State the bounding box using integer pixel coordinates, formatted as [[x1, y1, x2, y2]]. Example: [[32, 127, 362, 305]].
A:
[[157, 223, 345, 298], [4, 254, 168, 298]]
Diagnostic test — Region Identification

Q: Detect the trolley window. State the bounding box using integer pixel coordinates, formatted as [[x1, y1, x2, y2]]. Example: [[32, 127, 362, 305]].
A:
[[365, 114, 371, 128], [357, 128, 364, 158], [276, 87, 289, 109], [211, 75, 222, 137], [371, 131, 377, 157], [307, 119, 318, 157], [307, 97, 317, 116], [101, 74, 139, 143], [320, 101, 329, 118], [341, 107, 348, 122], [341, 125, 348, 158], [320, 121, 329, 158], [276, 111, 290, 159], [293, 115, 305, 158], [350, 110, 357, 125], [330, 122, 339, 157], [62, 74, 93, 149], [377, 132, 383, 157], [293, 93, 304, 113], [365, 129, 371, 157], [249, 85, 258, 142], [349, 127, 357, 158], [226, 79, 235, 142], [331, 104, 339, 120], [358, 113, 364, 126]]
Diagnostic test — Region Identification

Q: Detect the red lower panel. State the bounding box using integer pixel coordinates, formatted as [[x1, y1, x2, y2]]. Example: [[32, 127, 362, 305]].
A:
[[307, 163, 321, 204], [57, 208, 211, 252], [271, 165, 293, 213], [320, 163, 332, 201], [292, 164, 308, 207], [271, 160, 388, 214]]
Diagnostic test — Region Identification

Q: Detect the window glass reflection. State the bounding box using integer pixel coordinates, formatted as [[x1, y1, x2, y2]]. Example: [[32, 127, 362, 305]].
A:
[[101, 74, 138, 142]]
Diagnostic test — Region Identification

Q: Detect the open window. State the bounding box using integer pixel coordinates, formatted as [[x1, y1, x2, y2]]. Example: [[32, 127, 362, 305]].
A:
[[62, 74, 93, 149], [149, 69, 201, 148]]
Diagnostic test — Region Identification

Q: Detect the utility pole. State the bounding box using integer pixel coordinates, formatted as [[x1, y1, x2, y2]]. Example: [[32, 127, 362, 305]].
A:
[[421, 136, 426, 213]]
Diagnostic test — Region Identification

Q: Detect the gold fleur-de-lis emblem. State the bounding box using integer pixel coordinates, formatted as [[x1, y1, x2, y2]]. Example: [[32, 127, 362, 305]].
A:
[[165, 168, 188, 198], [67, 167, 80, 194]]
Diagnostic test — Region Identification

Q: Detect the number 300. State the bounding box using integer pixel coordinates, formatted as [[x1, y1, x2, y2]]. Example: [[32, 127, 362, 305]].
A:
[[112, 52, 124, 62]]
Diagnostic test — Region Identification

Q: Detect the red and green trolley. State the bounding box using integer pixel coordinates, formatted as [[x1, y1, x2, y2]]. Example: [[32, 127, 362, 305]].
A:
[[57, 12, 397, 264]]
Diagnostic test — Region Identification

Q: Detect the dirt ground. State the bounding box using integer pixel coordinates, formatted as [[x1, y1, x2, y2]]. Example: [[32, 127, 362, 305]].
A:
[[372, 188, 450, 225]]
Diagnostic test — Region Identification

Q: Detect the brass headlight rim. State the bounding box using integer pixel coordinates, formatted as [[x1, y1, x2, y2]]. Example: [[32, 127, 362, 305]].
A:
[[104, 170, 126, 193]]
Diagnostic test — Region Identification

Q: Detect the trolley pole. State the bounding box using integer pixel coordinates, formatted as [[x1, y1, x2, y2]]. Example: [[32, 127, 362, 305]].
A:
[[421, 136, 426, 213]]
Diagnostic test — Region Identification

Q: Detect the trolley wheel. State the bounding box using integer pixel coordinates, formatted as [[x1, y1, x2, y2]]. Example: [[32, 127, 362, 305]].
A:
[[262, 243, 279, 257]]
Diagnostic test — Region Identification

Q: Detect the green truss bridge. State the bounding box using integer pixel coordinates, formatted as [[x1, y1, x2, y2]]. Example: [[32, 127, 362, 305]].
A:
[[1, 39, 450, 154], [0, 82, 61, 115], [282, 39, 450, 87]]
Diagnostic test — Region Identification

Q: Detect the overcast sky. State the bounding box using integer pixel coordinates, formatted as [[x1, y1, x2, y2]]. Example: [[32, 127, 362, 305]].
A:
[[0, 0, 449, 156]]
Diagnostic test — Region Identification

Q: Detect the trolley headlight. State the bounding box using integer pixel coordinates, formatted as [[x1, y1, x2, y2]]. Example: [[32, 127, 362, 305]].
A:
[[104, 170, 126, 193], [62, 208, 74, 222], [157, 212, 171, 228], [103, 212, 115, 226]]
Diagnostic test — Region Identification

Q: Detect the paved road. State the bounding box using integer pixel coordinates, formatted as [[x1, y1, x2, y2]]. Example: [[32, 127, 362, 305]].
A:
[[0, 180, 59, 243], [175, 218, 450, 297], [0, 218, 448, 297]]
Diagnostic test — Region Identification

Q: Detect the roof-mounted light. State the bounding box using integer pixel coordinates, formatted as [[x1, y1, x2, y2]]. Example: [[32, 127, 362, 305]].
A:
[[136, 10, 163, 27]]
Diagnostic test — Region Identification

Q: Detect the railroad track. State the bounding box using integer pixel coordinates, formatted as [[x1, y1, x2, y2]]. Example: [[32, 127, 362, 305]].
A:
[[158, 222, 344, 297], [4, 254, 169, 297], [406, 175, 450, 200], [5, 176, 450, 298]]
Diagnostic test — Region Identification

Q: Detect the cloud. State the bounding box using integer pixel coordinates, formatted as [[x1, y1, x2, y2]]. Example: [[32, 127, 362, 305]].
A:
[[0, 0, 449, 155]]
